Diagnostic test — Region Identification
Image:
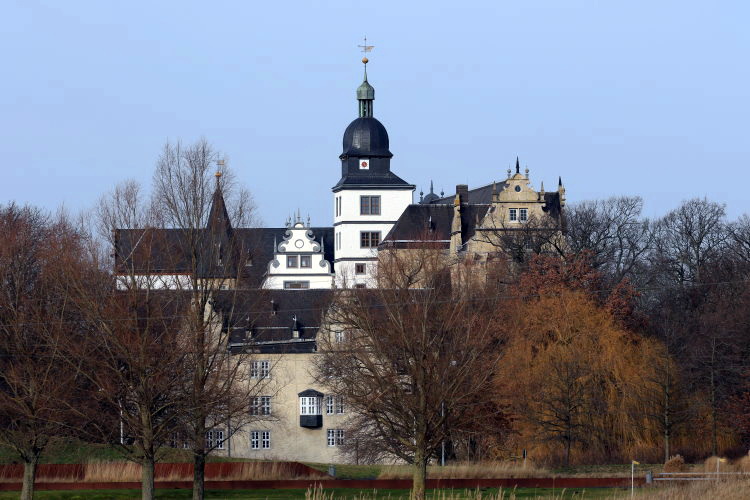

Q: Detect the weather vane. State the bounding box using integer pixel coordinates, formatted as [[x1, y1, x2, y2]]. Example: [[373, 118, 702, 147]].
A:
[[358, 36, 374, 55]]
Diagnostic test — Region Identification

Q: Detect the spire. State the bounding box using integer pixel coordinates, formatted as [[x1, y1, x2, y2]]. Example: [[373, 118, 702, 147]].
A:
[[558, 176, 563, 187], [430, 180, 434, 194], [515, 157, 520, 174], [207, 170, 232, 237], [357, 57, 375, 117]]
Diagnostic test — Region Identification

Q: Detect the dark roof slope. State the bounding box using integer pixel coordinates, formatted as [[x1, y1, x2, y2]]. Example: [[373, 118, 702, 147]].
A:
[[216, 289, 333, 354], [429, 182, 503, 205], [381, 204, 491, 249], [332, 171, 413, 190], [115, 227, 334, 288]]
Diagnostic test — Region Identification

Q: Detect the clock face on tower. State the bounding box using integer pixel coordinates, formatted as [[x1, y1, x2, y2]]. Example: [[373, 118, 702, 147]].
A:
[[359, 158, 369, 170]]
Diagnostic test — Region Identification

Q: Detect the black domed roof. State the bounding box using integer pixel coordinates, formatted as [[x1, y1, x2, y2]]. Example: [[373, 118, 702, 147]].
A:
[[341, 117, 393, 158]]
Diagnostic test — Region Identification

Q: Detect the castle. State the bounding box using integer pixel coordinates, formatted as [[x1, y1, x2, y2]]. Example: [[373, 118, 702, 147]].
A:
[[113, 58, 566, 462]]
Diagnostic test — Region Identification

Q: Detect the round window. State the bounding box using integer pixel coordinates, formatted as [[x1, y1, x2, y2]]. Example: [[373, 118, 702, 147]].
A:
[[514, 185, 521, 192]]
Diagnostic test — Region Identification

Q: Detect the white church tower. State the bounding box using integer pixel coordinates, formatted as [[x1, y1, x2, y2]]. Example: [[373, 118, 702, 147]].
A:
[[332, 57, 414, 288]]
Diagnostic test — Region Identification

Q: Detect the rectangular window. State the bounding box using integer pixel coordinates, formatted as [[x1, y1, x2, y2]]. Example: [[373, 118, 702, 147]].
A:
[[250, 396, 272, 416], [250, 360, 270, 379], [355, 263, 366, 274], [354, 283, 367, 289], [283, 281, 310, 289], [336, 397, 344, 414], [519, 208, 528, 222], [334, 330, 346, 343], [205, 430, 225, 450], [300, 396, 321, 415], [360, 231, 381, 248], [300, 255, 312, 268], [251, 430, 270, 450], [509, 208, 518, 222], [262, 430, 271, 449], [360, 195, 381, 215], [287, 255, 298, 268], [327, 429, 345, 447], [326, 396, 344, 415]]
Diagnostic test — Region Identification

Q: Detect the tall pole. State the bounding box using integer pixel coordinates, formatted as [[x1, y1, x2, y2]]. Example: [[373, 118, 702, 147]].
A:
[[441, 401, 445, 466], [631, 460, 639, 498]]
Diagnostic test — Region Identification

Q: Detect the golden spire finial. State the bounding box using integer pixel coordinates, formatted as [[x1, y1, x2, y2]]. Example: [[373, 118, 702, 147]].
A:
[[358, 36, 374, 65]]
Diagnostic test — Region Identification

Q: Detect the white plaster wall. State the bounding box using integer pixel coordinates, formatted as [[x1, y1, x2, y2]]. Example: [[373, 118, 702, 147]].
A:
[[333, 188, 413, 286], [222, 353, 350, 463], [334, 189, 413, 225], [262, 225, 334, 289], [264, 274, 333, 289]]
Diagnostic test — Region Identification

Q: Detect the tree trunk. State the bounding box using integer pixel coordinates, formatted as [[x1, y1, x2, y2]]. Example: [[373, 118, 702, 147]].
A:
[[20, 460, 37, 500], [193, 450, 206, 500], [412, 447, 428, 500], [142, 459, 155, 500], [564, 438, 571, 467], [664, 430, 670, 463]]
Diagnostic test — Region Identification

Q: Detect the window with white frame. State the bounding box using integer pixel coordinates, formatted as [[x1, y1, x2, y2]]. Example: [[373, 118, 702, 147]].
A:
[[509, 208, 518, 222], [519, 208, 528, 222], [326, 395, 345, 415], [327, 429, 344, 447], [250, 396, 272, 416], [251, 430, 271, 450], [300, 396, 321, 415], [250, 360, 270, 379], [334, 330, 346, 343], [205, 429, 225, 450]]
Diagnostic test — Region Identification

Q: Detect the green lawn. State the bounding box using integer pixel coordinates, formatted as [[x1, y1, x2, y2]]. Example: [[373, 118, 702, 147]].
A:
[[0, 488, 630, 500]]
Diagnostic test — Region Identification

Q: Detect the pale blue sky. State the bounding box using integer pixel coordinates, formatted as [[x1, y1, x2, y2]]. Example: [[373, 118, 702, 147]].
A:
[[1, 1, 748, 225]]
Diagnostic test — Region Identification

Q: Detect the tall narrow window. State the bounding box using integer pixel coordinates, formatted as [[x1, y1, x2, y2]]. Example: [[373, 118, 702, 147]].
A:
[[509, 208, 518, 222], [519, 208, 528, 222]]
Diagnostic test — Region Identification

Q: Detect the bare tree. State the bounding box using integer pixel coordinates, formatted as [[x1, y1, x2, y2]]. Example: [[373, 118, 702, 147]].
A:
[[0, 204, 86, 500], [315, 247, 504, 500], [472, 211, 562, 265], [149, 138, 265, 500], [650, 198, 727, 286], [564, 196, 654, 286]]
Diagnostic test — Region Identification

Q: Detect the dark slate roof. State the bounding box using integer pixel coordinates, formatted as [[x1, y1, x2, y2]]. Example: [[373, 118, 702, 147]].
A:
[[429, 182, 563, 219], [341, 117, 392, 158], [216, 289, 333, 354], [115, 227, 334, 288], [380, 204, 491, 249], [429, 182, 502, 205], [332, 171, 413, 190]]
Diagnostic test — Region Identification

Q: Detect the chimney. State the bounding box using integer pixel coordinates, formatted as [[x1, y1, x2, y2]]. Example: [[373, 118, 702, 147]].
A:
[[456, 184, 469, 204]]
